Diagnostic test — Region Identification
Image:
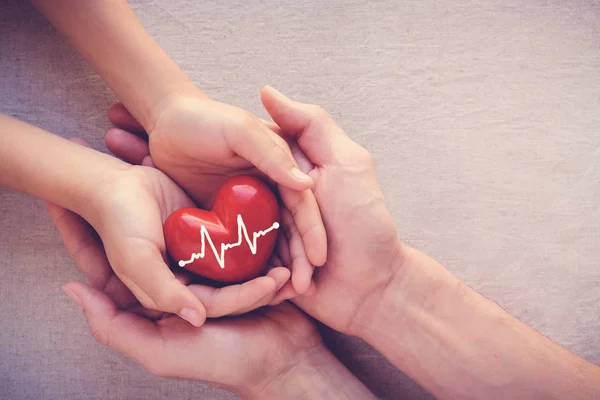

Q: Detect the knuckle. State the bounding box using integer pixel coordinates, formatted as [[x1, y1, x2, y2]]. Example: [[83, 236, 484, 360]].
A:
[[90, 327, 108, 346]]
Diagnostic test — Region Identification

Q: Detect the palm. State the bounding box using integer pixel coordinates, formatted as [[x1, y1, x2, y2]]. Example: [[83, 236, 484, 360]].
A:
[[48, 191, 321, 390], [152, 302, 320, 387], [48, 140, 293, 320], [258, 86, 403, 334], [107, 98, 327, 294], [290, 147, 400, 332]]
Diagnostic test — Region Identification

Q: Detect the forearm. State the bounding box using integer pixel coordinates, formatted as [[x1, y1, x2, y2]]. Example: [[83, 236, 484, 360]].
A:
[[357, 245, 600, 399], [32, 0, 202, 130], [241, 347, 377, 400], [0, 114, 126, 219]]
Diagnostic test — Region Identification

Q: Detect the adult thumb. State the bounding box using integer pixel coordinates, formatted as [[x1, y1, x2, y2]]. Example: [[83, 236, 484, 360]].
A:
[[261, 86, 345, 165]]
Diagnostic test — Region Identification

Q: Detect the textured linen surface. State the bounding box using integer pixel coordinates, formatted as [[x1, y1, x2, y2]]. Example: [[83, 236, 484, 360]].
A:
[[1, 1, 599, 399]]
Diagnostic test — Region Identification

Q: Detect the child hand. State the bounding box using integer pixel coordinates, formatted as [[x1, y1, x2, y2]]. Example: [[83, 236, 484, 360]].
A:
[[49, 139, 293, 326], [106, 96, 326, 294]]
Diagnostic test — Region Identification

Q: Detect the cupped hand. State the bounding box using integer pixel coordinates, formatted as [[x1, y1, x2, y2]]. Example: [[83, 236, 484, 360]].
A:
[[106, 95, 326, 294], [260, 87, 404, 334], [50, 139, 294, 326], [49, 193, 322, 396]]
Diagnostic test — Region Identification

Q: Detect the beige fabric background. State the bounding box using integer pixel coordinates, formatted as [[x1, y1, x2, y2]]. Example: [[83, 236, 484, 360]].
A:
[[1, 0, 599, 399]]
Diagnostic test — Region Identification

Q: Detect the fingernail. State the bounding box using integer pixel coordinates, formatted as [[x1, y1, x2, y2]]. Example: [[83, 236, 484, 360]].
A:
[[270, 86, 290, 101], [63, 286, 84, 310], [179, 307, 201, 327], [291, 167, 311, 182]]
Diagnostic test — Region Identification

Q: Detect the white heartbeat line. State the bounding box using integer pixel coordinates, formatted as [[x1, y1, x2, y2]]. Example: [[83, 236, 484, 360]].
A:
[[178, 214, 280, 269]]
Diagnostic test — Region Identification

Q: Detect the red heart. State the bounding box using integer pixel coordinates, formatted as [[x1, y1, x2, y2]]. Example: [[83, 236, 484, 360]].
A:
[[163, 176, 280, 283]]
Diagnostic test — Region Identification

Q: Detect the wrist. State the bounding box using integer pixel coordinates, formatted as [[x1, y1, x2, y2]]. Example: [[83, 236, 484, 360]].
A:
[[238, 345, 327, 400], [346, 239, 411, 337], [240, 345, 374, 400], [34, 0, 205, 133], [144, 81, 206, 134], [349, 245, 600, 400], [0, 115, 129, 222], [351, 243, 458, 342]]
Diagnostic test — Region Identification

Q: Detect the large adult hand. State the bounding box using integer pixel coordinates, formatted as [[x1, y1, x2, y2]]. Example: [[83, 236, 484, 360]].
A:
[[47, 196, 338, 399], [260, 87, 404, 333], [262, 89, 600, 400], [49, 139, 293, 327], [106, 95, 327, 293]]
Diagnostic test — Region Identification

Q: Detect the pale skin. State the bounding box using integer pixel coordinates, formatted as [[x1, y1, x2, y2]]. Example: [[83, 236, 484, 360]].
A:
[[30, 0, 328, 293], [49, 190, 371, 399], [61, 87, 600, 399], [1, 0, 330, 326], [43, 141, 374, 399], [0, 118, 297, 322], [6, 0, 599, 397]]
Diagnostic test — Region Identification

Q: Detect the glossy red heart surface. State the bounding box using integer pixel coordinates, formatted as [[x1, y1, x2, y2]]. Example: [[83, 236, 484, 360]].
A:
[[163, 176, 280, 283]]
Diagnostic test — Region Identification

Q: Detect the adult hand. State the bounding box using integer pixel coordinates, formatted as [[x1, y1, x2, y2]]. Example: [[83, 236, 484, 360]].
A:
[[47, 194, 370, 399], [49, 139, 293, 326], [106, 95, 327, 294], [262, 87, 600, 400], [260, 87, 404, 333]]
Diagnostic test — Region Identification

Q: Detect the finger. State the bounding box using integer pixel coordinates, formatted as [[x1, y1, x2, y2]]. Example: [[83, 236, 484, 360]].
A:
[[276, 231, 292, 267], [278, 185, 327, 267], [271, 278, 317, 305], [259, 117, 282, 134], [105, 128, 150, 165], [269, 281, 299, 305], [141, 155, 156, 168], [124, 304, 168, 320], [233, 267, 291, 314], [186, 268, 289, 317], [269, 253, 284, 268], [114, 265, 192, 317], [62, 282, 168, 374], [289, 141, 314, 174], [281, 209, 314, 294], [108, 102, 146, 134], [266, 266, 291, 291], [227, 115, 313, 191], [115, 239, 207, 327], [260, 86, 345, 166]]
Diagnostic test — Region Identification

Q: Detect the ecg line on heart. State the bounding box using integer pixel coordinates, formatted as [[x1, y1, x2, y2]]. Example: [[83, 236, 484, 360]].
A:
[[178, 214, 280, 269]]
